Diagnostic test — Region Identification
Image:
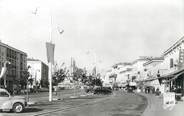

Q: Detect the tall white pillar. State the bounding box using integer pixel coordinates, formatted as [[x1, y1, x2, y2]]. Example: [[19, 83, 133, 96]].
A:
[[49, 62, 52, 102]]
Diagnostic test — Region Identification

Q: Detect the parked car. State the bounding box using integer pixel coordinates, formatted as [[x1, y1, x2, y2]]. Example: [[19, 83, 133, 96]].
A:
[[0, 88, 27, 113], [93, 87, 112, 95]]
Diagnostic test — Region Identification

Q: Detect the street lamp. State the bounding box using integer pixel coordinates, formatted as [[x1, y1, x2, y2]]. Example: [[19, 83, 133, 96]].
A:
[[32, 3, 64, 102], [46, 5, 64, 102]]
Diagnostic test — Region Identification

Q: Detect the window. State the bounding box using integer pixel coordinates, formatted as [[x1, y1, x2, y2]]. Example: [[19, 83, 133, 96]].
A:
[[170, 58, 174, 68], [0, 91, 9, 97]]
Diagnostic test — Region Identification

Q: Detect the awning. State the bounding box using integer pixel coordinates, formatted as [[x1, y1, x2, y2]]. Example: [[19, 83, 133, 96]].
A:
[[137, 68, 184, 83], [147, 68, 184, 82], [137, 77, 158, 83], [159, 67, 184, 79], [163, 71, 184, 83], [144, 77, 158, 82]]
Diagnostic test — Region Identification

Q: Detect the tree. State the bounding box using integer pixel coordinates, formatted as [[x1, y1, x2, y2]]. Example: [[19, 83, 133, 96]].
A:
[[52, 68, 67, 86], [73, 68, 87, 82], [92, 78, 103, 87], [20, 68, 30, 89]]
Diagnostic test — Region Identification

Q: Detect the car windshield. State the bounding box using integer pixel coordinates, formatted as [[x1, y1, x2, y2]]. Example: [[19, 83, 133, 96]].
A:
[[0, 91, 9, 97]]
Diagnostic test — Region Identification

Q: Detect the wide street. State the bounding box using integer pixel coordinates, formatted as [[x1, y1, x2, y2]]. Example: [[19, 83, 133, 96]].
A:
[[0, 90, 147, 116]]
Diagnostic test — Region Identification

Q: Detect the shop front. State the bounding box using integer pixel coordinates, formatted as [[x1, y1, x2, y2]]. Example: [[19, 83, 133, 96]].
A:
[[158, 68, 184, 100]]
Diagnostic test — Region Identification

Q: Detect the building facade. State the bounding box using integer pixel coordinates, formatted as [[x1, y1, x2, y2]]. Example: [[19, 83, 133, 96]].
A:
[[103, 63, 133, 87], [142, 57, 164, 80], [115, 63, 133, 83], [142, 37, 184, 94], [0, 42, 27, 92], [27, 58, 48, 88], [158, 37, 184, 94], [130, 56, 150, 81], [140, 57, 165, 93]]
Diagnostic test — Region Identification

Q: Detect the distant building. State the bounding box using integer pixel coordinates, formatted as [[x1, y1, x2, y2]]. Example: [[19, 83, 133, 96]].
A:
[[141, 57, 165, 93], [103, 62, 133, 87], [115, 63, 133, 83], [0, 42, 27, 92], [142, 57, 164, 80], [27, 58, 48, 88], [130, 56, 151, 81]]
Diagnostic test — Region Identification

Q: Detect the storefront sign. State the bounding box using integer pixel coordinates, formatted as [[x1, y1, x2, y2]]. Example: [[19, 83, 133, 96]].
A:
[[163, 92, 175, 110], [179, 49, 184, 68]]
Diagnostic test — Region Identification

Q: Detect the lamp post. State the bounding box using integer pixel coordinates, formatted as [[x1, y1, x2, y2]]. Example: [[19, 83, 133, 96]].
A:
[[46, 5, 64, 101]]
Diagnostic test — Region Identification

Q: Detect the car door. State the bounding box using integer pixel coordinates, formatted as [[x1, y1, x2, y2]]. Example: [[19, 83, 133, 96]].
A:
[[0, 91, 11, 109]]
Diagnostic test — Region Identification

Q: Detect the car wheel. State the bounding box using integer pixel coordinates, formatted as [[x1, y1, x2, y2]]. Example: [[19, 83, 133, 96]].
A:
[[13, 103, 24, 113]]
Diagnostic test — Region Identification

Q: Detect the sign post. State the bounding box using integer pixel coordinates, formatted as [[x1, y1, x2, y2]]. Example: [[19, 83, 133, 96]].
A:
[[163, 92, 175, 110]]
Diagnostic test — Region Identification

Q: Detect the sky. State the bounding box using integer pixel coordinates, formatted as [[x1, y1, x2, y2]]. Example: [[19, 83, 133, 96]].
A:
[[0, 0, 184, 72]]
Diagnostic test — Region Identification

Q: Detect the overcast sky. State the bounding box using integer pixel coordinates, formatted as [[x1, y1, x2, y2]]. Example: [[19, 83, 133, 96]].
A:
[[0, 0, 183, 71]]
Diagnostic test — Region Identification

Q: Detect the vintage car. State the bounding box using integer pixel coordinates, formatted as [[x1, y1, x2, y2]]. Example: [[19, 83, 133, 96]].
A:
[[93, 87, 112, 95], [0, 88, 27, 113]]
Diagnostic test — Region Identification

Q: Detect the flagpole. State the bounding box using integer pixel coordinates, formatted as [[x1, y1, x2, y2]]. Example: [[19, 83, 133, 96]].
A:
[[48, 4, 53, 102]]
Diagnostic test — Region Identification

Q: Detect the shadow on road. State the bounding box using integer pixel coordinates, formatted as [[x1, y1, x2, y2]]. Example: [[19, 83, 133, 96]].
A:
[[0, 108, 42, 114], [23, 108, 43, 113]]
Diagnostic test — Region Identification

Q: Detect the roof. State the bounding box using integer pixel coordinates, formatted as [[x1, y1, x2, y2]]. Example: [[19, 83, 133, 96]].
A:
[[162, 36, 184, 56], [27, 58, 48, 67], [143, 57, 164, 66], [27, 58, 40, 61], [112, 62, 132, 68], [132, 56, 152, 64], [0, 42, 27, 55]]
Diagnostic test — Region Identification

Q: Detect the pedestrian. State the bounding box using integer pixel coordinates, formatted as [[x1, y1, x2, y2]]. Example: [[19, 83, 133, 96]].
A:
[[54, 86, 58, 95]]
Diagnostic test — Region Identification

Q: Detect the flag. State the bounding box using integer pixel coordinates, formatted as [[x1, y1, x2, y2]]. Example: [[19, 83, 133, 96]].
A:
[[46, 42, 55, 64]]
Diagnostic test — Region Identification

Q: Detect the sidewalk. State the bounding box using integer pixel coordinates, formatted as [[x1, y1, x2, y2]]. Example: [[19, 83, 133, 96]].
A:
[[141, 93, 184, 116]]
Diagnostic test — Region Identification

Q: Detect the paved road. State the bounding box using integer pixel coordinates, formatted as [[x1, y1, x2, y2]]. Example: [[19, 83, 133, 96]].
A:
[[0, 91, 147, 116], [40, 92, 147, 116]]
